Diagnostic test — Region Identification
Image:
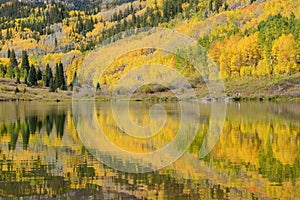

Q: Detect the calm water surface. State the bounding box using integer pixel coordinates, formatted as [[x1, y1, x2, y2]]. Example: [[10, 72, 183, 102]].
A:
[[0, 101, 299, 199]]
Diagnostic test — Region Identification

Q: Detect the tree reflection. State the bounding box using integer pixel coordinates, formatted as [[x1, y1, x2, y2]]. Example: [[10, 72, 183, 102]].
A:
[[0, 102, 298, 199]]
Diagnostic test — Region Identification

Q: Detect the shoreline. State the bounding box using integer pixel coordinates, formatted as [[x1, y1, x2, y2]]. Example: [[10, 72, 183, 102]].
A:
[[1, 73, 299, 103], [0, 95, 299, 103]]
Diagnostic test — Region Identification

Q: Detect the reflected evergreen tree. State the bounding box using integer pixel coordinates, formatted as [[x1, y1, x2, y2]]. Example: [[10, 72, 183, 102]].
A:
[[0, 124, 7, 135], [55, 114, 66, 138], [44, 114, 54, 135], [37, 120, 43, 133], [27, 115, 37, 134], [8, 122, 19, 151], [254, 133, 300, 184], [21, 122, 30, 149]]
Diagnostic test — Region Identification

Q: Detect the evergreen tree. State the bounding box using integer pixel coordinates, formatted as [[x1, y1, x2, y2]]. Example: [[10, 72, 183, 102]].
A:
[[49, 77, 56, 92], [0, 64, 6, 77], [13, 67, 20, 83], [43, 64, 53, 87], [7, 49, 10, 58], [209, 0, 213, 11], [44, 114, 54, 135], [73, 71, 77, 84], [54, 63, 60, 89], [96, 82, 101, 91], [21, 69, 28, 84], [9, 49, 18, 69], [54, 62, 66, 90], [37, 67, 43, 81], [6, 28, 11, 40], [21, 50, 30, 72], [27, 65, 37, 86], [58, 62, 66, 90], [214, 0, 223, 12], [55, 114, 66, 138], [6, 66, 14, 79]]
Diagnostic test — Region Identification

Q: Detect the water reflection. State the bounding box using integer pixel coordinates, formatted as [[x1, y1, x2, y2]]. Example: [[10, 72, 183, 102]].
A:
[[0, 101, 298, 199]]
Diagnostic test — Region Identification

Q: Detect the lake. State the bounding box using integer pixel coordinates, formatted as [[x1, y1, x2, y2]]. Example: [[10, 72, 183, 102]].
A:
[[0, 101, 299, 199]]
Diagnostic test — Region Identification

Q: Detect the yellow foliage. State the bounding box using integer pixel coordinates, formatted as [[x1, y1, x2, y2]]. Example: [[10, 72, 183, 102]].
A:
[[43, 53, 63, 67], [255, 58, 272, 77], [66, 57, 81, 85], [272, 34, 299, 75], [209, 40, 225, 66], [0, 58, 9, 67], [237, 32, 261, 66]]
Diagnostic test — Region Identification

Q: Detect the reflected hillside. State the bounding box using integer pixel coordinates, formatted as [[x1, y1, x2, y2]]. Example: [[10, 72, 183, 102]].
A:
[[0, 102, 299, 199]]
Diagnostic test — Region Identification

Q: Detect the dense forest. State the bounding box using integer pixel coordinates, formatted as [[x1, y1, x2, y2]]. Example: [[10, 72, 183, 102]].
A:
[[0, 0, 299, 95]]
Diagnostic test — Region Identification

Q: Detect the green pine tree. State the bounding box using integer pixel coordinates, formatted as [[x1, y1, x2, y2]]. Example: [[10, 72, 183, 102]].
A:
[[13, 67, 20, 83], [49, 77, 56, 92], [96, 82, 101, 91], [6, 28, 11, 40], [55, 63, 60, 89], [54, 62, 67, 90], [58, 63, 67, 90], [21, 68, 28, 84], [21, 50, 30, 72], [7, 49, 11, 58], [27, 65, 37, 86], [43, 64, 53, 87], [9, 49, 18, 69], [37, 67, 43, 81], [6, 66, 14, 79], [0, 65, 6, 77]]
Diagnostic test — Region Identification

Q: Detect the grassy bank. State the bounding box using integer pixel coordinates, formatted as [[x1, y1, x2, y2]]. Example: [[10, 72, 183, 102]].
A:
[[128, 73, 300, 102], [1, 73, 299, 102], [224, 73, 300, 101], [0, 78, 73, 101]]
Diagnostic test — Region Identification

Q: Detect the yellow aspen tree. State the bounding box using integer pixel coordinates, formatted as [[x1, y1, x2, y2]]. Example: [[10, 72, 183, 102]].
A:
[[230, 50, 241, 77], [237, 32, 260, 67], [227, 35, 241, 77], [272, 34, 298, 74], [208, 40, 225, 66], [66, 57, 79, 85], [219, 53, 231, 79], [240, 66, 252, 77], [256, 57, 272, 76]]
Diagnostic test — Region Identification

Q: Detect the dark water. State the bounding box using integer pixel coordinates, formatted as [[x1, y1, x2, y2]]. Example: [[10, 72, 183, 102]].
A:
[[0, 101, 299, 199]]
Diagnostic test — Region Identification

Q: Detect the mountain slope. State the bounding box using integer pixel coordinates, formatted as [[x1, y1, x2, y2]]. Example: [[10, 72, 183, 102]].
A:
[[0, 0, 299, 100]]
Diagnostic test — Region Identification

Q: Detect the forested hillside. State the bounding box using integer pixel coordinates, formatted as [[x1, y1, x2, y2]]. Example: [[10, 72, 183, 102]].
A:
[[0, 0, 299, 100]]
